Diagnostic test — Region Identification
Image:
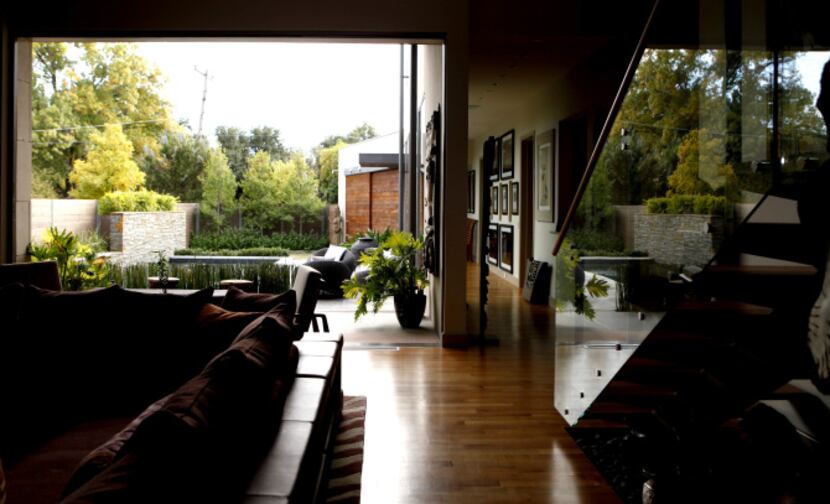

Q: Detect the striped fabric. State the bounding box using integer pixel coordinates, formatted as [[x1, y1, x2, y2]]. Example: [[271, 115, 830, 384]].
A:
[[326, 396, 367, 503]]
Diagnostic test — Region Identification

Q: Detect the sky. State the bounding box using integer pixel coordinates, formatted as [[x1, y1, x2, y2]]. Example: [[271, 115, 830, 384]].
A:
[[135, 42, 401, 154]]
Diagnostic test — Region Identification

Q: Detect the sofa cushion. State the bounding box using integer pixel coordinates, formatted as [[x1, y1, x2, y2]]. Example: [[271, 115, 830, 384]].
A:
[[189, 303, 263, 374], [62, 339, 295, 503], [221, 286, 296, 314], [5, 416, 134, 504], [61, 397, 169, 498]]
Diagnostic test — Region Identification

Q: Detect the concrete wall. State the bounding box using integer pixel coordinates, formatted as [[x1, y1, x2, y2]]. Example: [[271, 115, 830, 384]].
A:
[[30, 199, 97, 242], [108, 212, 187, 265], [634, 212, 724, 266]]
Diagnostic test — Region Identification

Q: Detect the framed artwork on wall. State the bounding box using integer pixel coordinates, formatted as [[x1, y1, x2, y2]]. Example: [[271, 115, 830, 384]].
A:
[[489, 137, 501, 181], [535, 129, 555, 222], [467, 170, 476, 214], [510, 181, 519, 215], [491, 185, 499, 215], [500, 130, 515, 179], [499, 225, 514, 273], [487, 224, 499, 265], [500, 184, 508, 216]]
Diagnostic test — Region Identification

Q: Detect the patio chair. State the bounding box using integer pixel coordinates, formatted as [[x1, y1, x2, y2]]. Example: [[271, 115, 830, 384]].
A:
[[305, 245, 357, 299], [292, 264, 329, 336]]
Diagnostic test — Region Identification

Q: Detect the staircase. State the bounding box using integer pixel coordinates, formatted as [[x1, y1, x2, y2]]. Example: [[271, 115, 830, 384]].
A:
[[568, 171, 830, 502]]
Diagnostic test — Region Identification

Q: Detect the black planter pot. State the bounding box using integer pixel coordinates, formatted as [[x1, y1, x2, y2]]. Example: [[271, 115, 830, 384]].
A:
[[393, 292, 426, 329]]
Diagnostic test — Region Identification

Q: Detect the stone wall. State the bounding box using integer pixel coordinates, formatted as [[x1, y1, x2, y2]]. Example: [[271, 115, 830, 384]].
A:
[[633, 210, 724, 266], [108, 212, 186, 265]]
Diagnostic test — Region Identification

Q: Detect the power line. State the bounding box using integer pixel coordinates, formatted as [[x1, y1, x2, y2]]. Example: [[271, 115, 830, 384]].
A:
[[32, 118, 166, 134]]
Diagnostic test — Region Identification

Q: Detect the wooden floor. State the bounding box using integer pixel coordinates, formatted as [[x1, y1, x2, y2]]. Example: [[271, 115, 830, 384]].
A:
[[340, 264, 620, 503]]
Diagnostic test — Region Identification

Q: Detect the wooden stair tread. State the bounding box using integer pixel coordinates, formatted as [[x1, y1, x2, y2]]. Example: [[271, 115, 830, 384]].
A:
[[587, 401, 656, 415], [572, 418, 631, 430], [703, 264, 818, 276], [604, 380, 679, 398], [674, 299, 773, 316]]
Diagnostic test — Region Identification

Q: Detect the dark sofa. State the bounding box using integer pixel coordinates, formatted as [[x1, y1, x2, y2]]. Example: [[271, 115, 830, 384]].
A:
[[0, 280, 342, 503]]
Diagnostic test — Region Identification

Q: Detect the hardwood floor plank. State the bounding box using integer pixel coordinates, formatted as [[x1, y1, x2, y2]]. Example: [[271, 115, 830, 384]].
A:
[[340, 265, 620, 503]]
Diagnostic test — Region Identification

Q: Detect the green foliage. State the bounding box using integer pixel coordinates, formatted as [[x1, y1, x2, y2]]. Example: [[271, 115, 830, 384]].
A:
[[199, 149, 238, 229], [98, 189, 177, 214], [189, 229, 328, 251], [644, 194, 727, 215], [108, 261, 294, 293], [569, 228, 624, 256], [142, 131, 211, 201], [173, 247, 288, 257], [239, 151, 325, 233], [342, 231, 428, 321], [317, 140, 346, 204], [69, 124, 146, 199], [215, 125, 290, 181], [27, 227, 110, 291], [554, 239, 608, 320], [667, 129, 738, 200], [32, 42, 173, 197]]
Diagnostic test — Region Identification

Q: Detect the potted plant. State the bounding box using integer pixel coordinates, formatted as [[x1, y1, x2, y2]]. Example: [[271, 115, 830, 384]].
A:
[[342, 231, 429, 328]]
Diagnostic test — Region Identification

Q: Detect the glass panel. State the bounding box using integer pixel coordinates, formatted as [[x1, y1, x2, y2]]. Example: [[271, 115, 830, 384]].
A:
[[554, 47, 829, 424]]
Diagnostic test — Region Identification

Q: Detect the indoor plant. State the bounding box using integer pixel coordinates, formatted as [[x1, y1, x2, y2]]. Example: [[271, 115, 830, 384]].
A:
[[342, 230, 429, 328]]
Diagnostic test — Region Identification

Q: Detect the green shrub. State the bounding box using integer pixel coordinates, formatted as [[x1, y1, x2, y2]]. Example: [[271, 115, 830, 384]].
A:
[[108, 261, 295, 293], [569, 228, 624, 255], [644, 194, 727, 215], [98, 190, 178, 215], [174, 247, 288, 257], [189, 229, 328, 251]]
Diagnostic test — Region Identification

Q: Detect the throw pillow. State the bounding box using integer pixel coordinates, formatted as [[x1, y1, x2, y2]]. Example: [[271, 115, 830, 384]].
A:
[[188, 303, 263, 375], [323, 244, 348, 261], [221, 285, 296, 313]]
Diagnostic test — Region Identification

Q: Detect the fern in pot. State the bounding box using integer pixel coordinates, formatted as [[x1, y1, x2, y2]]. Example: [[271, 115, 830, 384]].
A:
[[342, 231, 429, 328]]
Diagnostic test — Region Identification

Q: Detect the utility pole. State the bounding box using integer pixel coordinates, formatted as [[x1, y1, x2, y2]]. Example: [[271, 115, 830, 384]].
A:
[[194, 66, 210, 136]]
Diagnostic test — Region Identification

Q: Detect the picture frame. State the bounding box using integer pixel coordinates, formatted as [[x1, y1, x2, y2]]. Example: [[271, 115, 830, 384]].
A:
[[510, 181, 519, 215], [535, 129, 555, 223], [487, 224, 499, 265], [489, 137, 501, 181], [491, 185, 499, 215], [500, 184, 508, 216], [467, 170, 476, 214], [499, 225, 514, 273], [500, 130, 515, 180]]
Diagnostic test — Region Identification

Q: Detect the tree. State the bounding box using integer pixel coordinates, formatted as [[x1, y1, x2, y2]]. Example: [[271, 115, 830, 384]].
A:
[[32, 42, 174, 197], [275, 153, 325, 231], [69, 124, 145, 199], [199, 149, 237, 229], [142, 131, 210, 202], [215, 126, 250, 181], [239, 151, 282, 231], [250, 126, 290, 162], [668, 129, 738, 200], [215, 125, 290, 182], [317, 140, 346, 203]]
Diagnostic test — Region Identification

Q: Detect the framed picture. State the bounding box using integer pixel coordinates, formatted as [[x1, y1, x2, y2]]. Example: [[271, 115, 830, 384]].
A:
[[487, 224, 499, 265], [467, 170, 476, 214], [489, 137, 501, 181], [499, 225, 514, 273], [510, 181, 519, 215], [500, 184, 508, 216], [491, 185, 499, 215], [535, 129, 555, 223], [500, 130, 515, 180]]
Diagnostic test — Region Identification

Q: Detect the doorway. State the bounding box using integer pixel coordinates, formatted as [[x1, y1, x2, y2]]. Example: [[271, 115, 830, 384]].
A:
[[519, 134, 534, 284]]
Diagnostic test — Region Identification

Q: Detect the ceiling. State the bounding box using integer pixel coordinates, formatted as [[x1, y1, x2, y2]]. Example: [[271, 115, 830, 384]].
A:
[[467, 0, 657, 139]]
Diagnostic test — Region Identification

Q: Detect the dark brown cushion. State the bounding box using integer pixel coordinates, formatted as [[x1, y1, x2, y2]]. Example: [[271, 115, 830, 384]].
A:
[[62, 344, 294, 503], [192, 303, 263, 364], [221, 286, 295, 313], [61, 398, 169, 498]]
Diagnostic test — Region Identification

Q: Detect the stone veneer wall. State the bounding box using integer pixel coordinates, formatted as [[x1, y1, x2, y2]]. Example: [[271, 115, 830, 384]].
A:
[[633, 210, 724, 266], [108, 212, 186, 264]]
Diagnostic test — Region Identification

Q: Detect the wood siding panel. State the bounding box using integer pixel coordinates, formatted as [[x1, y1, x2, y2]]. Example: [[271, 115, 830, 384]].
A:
[[346, 173, 371, 237], [370, 170, 399, 232]]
